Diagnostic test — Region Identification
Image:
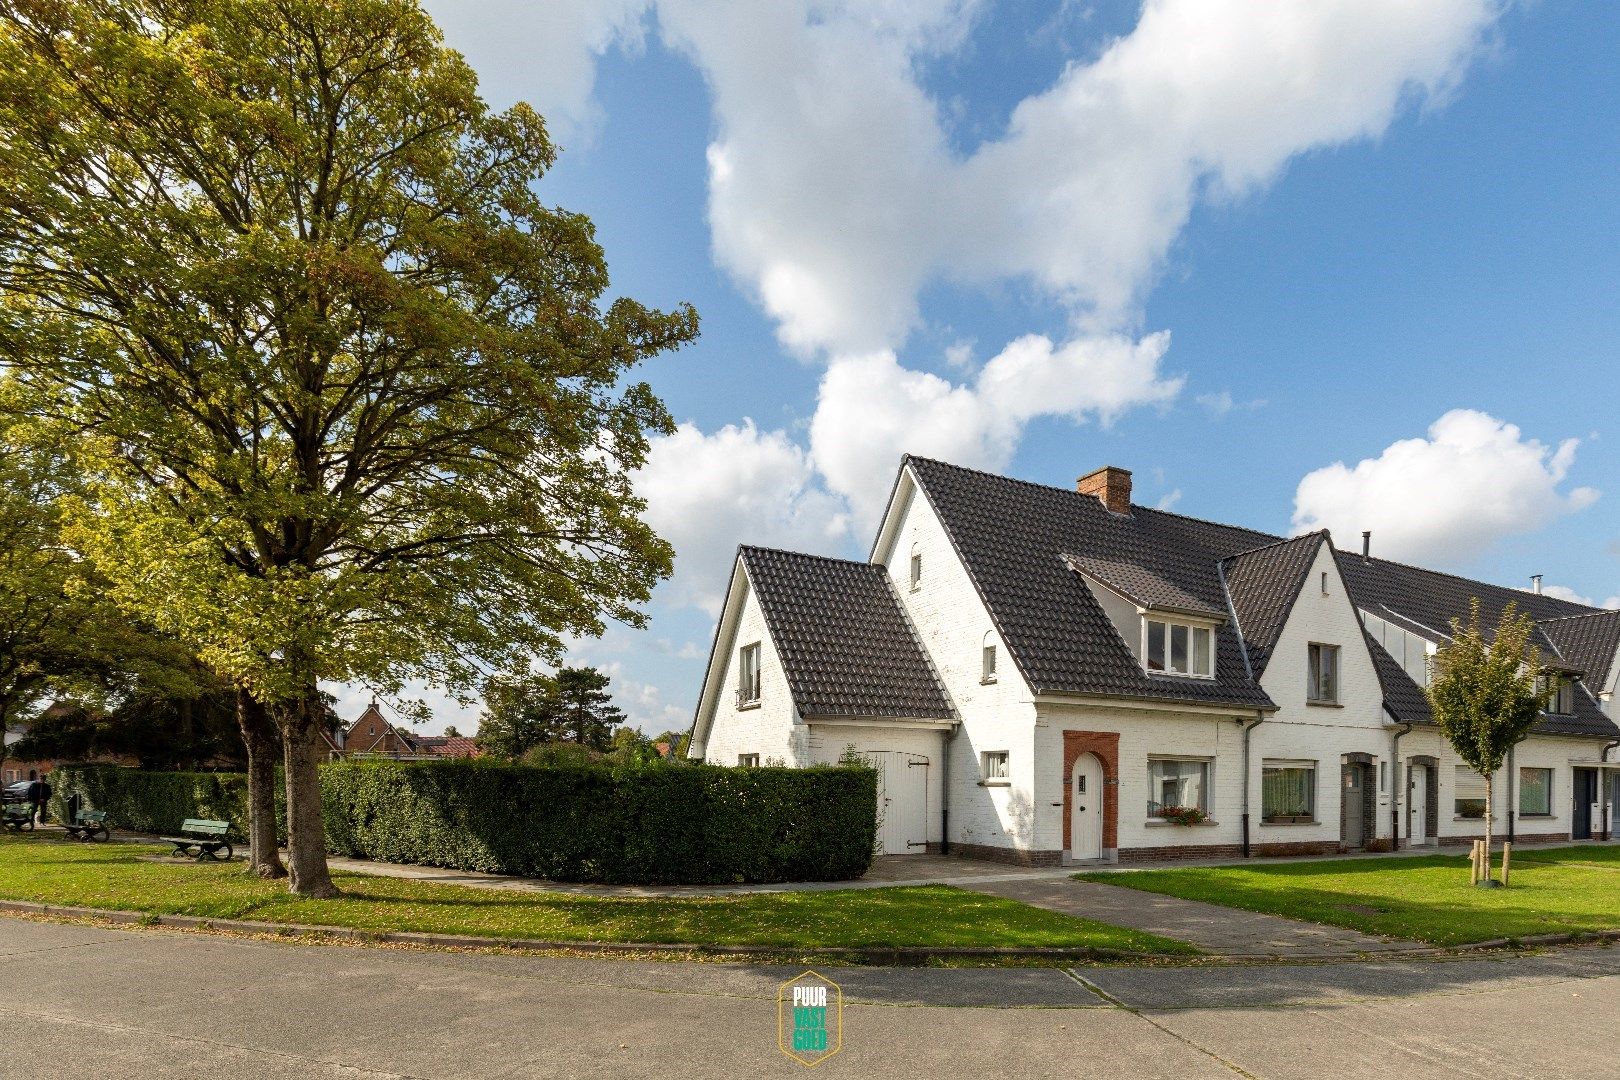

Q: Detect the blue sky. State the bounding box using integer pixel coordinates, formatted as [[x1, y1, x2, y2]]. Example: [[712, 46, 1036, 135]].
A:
[[367, 1, 1620, 735]]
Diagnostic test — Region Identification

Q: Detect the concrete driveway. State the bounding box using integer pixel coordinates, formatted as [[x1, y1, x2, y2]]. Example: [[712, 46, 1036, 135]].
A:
[[4, 915, 1618, 1078]]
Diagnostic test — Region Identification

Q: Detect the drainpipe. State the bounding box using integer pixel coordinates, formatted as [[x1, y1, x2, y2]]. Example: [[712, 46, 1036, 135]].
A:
[[940, 722, 961, 856], [1507, 746, 1516, 844], [1604, 741, 1619, 840], [1391, 723, 1412, 850], [1240, 712, 1265, 858]]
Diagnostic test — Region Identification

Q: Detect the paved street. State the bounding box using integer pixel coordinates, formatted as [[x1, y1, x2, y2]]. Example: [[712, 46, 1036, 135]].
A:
[[4, 915, 1619, 1078]]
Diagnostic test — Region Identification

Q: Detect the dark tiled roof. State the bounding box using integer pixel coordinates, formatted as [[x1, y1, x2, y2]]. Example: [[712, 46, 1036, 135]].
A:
[[740, 546, 953, 720], [1065, 553, 1227, 618], [906, 457, 1276, 711], [1222, 533, 1327, 679], [1366, 633, 1432, 724], [1541, 610, 1620, 692]]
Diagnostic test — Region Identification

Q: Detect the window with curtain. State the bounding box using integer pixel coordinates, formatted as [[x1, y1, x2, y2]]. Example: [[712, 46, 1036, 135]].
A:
[[1307, 643, 1340, 703], [1147, 759, 1209, 817], [737, 642, 761, 705], [1454, 766, 1487, 818], [1518, 767, 1552, 815], [1143, 618, 1213, 677], [1262, 762, 1316, 823]]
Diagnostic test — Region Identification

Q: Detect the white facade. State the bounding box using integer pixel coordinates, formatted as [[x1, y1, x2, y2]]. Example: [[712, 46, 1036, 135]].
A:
[[692, 462, 1620, 863]]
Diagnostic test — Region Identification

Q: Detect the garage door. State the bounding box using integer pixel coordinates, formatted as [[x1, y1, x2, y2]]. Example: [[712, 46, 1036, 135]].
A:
[[862, 751, 929, 855]]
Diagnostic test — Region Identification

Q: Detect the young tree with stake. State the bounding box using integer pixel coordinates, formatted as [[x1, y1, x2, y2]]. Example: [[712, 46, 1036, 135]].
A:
[[1426, 600, 1548, 887], [0, 0, 696, 895]]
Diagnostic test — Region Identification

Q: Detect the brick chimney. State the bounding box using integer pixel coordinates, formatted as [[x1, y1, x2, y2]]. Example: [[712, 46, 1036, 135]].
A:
[[1077, 465, 1133, 515]]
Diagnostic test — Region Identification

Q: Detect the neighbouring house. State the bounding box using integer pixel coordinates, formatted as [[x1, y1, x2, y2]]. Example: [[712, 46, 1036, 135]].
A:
[[688, 457, 1620, 865], [334, 700, 481, 760]]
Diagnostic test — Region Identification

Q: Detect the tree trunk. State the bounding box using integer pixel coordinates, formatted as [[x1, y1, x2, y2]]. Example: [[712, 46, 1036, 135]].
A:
[[1483, 772, 1494, 884], [280, 689, 338, 898], [237, 690, 285, 879]]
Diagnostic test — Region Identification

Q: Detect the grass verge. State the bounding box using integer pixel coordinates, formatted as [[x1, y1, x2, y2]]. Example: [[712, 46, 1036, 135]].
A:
[[1079, 846, 1620, 946], [0, 834, 1193, 955]]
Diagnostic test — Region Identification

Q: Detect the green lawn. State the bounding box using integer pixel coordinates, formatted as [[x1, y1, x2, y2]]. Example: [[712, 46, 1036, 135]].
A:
[[1079, 846, 1620, 946], [0, 834, 1192, 955]]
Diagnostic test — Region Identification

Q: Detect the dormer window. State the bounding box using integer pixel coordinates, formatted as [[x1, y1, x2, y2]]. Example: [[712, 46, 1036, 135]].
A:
[[1144, 617, 1214, 678], [1538, 673, 1575, 715]]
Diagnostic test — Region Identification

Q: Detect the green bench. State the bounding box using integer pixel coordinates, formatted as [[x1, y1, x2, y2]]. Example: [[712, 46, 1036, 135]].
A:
[[1, 803, 34, 832], [62, 809, 110, 843], [162, 819, 234, 861]]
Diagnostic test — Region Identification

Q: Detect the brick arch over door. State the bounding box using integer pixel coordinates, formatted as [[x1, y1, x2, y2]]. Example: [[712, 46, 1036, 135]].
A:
[[1062, 731, 1120, 855]]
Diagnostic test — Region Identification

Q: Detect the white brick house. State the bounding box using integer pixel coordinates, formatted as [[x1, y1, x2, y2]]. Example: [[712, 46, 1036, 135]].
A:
[[688, 458, 1620, 865]]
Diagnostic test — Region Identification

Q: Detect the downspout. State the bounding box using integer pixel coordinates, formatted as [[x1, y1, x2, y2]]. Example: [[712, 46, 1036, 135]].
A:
[[1240, 713, 1265, 859], [940, 722, 961, 856], [1391, 722, 1412, 850], [1507, 746, 1516, 844], [1604, 740, 1619, 840]]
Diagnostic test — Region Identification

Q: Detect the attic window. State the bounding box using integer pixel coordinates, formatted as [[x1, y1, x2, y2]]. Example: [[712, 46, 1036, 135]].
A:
[[909, 545, 922, 590], [1144, 618, 1214, 678], [737, 643, 762, 707], [981, 634, 998, 684]]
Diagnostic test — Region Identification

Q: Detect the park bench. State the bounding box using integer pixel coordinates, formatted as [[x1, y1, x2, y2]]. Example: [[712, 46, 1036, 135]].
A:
[[1, 803, 34, 832], [162, 819, 234, 861], [62, 809, 111, 843]]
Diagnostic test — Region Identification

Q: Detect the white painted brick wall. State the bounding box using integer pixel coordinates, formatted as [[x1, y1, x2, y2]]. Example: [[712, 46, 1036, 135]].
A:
[[699, 579, 806, 766], [877, 477, 1038, 851], [806, 723, 947, 844]]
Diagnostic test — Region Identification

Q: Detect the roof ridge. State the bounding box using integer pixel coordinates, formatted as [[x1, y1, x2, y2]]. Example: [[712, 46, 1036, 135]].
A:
[[1131, 504, 1284, 543], [1343, 550, 1603, 615], [1221, 530, 1326, 563], [738, 545, 878, 572], [1538, 608, 1620, 625]]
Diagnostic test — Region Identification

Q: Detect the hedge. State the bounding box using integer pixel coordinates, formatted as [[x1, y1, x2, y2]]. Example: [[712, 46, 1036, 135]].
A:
[[48, 759, 878, 885]]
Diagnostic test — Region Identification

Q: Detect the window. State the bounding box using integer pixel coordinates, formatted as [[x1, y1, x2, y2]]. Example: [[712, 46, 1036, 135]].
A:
[[909, 545, 922, 589], [737, 642, 761, 706], [1455, 766, 1487, 819], [1537, 674, 1575, 715], [1144, 618, 1214, 677], [1147, 759, 1209, 818], [1262, 762, 1316, 823], [1519, 767, 1553, 816], [738, 753, 760, 767], [981, 634, 997, 684], [1307, 643, 1340, 703], [1379, 760, 1388, 793], [981, 750, 1009, 782]]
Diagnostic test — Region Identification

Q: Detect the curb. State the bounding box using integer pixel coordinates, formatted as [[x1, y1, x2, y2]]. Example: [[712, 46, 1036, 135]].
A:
[[4, 898, 1615, 966]]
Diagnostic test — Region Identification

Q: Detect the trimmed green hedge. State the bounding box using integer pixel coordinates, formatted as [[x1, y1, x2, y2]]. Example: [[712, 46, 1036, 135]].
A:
[[49, 759, 878, 885]]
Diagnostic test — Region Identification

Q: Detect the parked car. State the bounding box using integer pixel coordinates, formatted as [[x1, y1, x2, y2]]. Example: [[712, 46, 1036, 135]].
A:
[[2, 780, 34, 804]]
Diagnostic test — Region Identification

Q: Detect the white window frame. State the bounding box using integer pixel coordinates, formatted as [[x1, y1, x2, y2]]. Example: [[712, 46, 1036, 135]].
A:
[[1307, 642, 1341, 704], [909, 544, 922, 590], [1261, 759, 1318, 824], [1141, 616, 1216, 679], [1454, 766, 1487, 820], [1146, 756, 1212, 818], [1518, 766, 1553, 816], [980, 750, 1009, 785], [1537, 674, 1575, 715], [981, 633, 998, 684], [737, 642, 762, 707]]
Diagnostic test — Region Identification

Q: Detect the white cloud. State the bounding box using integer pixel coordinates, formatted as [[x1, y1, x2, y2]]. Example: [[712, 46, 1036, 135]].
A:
[[422, 0, 649, 142], [1157, 489, 1183, 512], [1292, 410, 1601, 566], [597, 662, 690, 734], [1538, 585, 1620, 610], [635, 420, 851, 615], [1197, 390, 1267, 417], [810, 332, 1182, 527]]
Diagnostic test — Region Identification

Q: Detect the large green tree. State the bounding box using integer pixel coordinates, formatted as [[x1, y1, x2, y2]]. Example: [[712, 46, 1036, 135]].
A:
[[1427, 600, 1547, 885], [0, 0, 696, 895]]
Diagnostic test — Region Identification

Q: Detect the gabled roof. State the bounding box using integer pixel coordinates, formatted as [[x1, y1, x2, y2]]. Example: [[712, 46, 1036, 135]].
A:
[[1365, 632, 1433, 725], [905, 457, 1275, 711], [1541, 610, 1620, 694], [739, 546, 954, 720], [1221, 533, 1328, 679]]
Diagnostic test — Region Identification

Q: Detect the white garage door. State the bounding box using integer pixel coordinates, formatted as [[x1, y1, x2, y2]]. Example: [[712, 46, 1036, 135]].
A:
[[862, 751, 929, 855]]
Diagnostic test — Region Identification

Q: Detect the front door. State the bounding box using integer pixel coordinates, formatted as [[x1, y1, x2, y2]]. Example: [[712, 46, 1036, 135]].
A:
[[1342, 764, 1367, 849], [863, 751, 929, 855], [1409, 765, 1429, 846], [1573, 768, 1598, 841], [1071, 753, 1103, 861]]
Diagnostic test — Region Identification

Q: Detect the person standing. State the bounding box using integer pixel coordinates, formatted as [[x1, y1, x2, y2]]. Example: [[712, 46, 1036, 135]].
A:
[[29, 777, 51, 826]]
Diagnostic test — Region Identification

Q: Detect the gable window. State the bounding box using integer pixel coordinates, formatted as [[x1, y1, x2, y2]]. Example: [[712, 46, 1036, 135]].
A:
[[737, 642, 762, 707], [1537, 674, 1575, 715], [1144, 618, 1214, 678], [1455, 766, 1487, 819], [981, 750, 1009, 783], [909, 544, 922, 590], [1147, 758, 1209, 818], [1518, 767, 1553, 816], [981, 634, 998, 684], [1307, 643, 1340, 703], [738, 753, 760, 767], [1262, 761, 1317, 823]]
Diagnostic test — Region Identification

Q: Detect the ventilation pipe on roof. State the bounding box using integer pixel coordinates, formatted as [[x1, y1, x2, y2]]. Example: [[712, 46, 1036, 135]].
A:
[[1530, 574, 1543, 595], [1361, 531, 1371, 563]]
